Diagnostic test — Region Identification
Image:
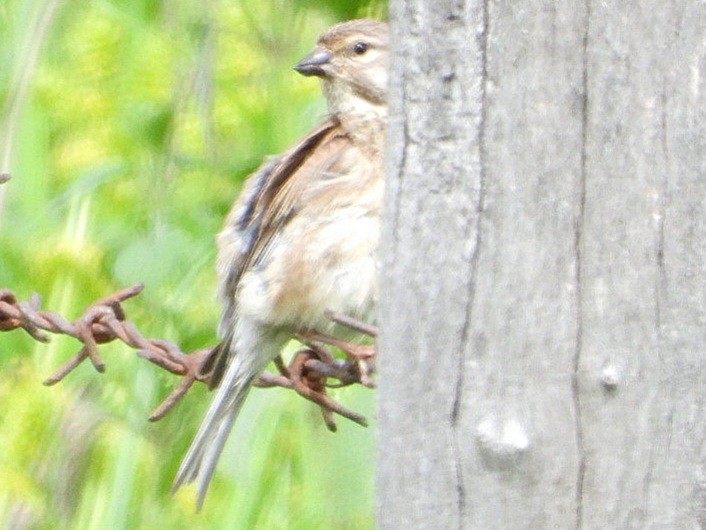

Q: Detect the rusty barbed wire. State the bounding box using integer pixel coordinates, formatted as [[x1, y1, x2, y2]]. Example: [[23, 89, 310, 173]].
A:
[[0, 284, 373, 429]]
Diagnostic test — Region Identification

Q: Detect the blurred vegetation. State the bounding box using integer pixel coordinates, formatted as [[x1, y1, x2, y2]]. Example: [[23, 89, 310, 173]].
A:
[[0, 0, 386, 528]]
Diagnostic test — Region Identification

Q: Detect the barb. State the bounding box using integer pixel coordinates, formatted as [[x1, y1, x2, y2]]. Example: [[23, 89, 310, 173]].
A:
[[0, 283, 374, 428], [0, 173, 9, 183]]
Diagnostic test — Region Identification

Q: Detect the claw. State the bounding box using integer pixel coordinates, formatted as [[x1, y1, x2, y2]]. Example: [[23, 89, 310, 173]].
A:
[[298, 328, 377, 388]]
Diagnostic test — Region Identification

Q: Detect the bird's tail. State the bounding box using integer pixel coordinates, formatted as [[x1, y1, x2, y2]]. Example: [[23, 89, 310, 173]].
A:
[[172, 342, 257, 509]]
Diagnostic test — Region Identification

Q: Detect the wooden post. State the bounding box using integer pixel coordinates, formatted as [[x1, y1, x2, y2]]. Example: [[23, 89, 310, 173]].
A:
[[378, 1, 706, 528]]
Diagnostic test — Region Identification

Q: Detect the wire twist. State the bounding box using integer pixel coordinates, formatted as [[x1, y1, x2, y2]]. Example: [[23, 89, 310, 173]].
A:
[[0, 284, 373, 428]]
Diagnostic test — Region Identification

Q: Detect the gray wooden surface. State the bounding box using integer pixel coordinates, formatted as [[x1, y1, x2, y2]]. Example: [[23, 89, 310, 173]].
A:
[[378, 1, 706, 528]]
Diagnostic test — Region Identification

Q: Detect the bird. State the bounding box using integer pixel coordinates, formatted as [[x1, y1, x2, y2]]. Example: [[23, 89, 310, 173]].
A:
[[172, 18, 389, 508]]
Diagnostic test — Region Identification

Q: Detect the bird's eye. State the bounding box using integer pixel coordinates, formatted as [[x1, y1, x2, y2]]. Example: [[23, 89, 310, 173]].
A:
[[353, 42, 369, 55]]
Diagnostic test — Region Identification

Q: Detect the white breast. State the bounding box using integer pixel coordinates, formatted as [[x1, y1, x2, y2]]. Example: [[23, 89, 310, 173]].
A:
[[237, 180, 382, 332]]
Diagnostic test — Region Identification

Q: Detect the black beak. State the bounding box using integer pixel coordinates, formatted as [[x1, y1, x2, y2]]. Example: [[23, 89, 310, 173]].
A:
[[293, 48, 332, 77]]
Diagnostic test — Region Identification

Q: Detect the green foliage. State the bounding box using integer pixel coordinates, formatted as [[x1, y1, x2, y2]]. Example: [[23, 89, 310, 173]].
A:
[[0, 0, 385, 528]]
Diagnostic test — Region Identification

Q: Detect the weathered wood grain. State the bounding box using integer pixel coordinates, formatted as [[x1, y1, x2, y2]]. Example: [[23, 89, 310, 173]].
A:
[[379, 1, 706, 528]]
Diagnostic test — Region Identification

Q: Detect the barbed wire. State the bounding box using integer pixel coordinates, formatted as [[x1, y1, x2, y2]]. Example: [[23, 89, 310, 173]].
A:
[[0, 283, 374, 429], [0, 173, 10, 184]]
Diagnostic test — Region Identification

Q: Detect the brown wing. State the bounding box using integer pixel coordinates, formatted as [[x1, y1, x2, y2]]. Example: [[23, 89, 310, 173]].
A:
[[206, 116, 350, 387]]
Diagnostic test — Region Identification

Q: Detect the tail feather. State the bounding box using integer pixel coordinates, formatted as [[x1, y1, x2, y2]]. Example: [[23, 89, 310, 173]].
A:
[[172, 351, 256, 508], [194, 395, 243, 509], [173, 321, 285, 508]]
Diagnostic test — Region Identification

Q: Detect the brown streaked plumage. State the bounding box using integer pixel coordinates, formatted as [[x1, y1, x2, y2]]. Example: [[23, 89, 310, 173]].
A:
[[173, 19, 388, 508]]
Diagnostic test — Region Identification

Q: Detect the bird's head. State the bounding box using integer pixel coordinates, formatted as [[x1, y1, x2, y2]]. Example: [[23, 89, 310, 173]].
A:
[[294, 19, 389, 120]]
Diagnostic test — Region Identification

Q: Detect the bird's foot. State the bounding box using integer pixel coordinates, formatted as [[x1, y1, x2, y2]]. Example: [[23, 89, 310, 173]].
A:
[[298, 312, 377, 388], [255, 350, 368, 431]]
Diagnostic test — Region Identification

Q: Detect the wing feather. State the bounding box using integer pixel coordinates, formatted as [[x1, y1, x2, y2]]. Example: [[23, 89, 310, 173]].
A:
[[209, 116, 349, 387]]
